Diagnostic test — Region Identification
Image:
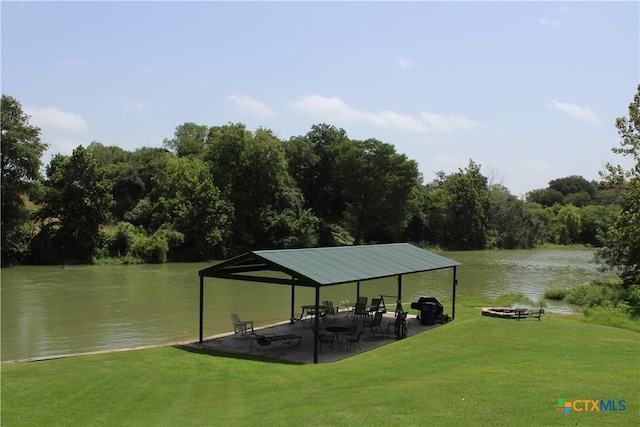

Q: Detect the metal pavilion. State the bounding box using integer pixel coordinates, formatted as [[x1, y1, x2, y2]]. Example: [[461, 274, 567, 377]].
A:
[[198, 243, 460, 363]]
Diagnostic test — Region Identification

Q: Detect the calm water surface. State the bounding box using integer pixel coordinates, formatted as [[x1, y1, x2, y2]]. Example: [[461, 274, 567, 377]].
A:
[[1, 248, 613, 362]]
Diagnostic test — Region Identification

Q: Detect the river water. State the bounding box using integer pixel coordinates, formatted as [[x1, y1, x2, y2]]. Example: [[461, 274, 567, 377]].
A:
[[0, 248, 613, 362]]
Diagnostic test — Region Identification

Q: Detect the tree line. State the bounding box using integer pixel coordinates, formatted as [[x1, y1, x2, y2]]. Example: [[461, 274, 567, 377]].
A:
[[1, 89, 638, 298]]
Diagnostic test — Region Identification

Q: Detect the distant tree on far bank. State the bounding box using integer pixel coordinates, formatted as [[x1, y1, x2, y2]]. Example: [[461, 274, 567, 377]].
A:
[[1, 95, 48, 265], [31, 146, 113, 264], [526, 175, 601, 207], [441, 160, 490, 250]]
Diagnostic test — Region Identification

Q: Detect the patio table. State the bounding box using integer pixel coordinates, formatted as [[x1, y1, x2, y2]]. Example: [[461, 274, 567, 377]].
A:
[[324, 325, 352, 345], [301, 304, 328, 318]]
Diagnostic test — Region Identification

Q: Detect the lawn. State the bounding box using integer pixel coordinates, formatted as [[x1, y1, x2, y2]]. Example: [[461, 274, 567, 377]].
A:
[[1, 297, 638, 426]]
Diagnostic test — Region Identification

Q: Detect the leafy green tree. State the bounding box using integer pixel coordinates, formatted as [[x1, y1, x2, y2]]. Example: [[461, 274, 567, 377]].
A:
[[597, 84, 640, 295], [405, 182, 429, 243], [523, 202, 555, 245], [442, 160, 490, 249], [411, 172, 452, 246], [332, 138, 419, 244], [117, 147, 173, 232], [150, 156, 231, 260], [85, 142, 151, 222], [111, 165, 146, 220], [86, 141, 129, 174], [34, 146, 113, 264], [291, 124, 349, 223], [579, 204, 618, 246], [422, 187, 450, 246], [128, 147, 172, 200], [1, 94, 49, 265], [549, 175, 595, 198], [553, 204, 582, 244], [163, 122, 208, 158], [487, 184, 536, 248], [206, 123, 317, 252], [263, 201, 319, 249], [526, 188, 564, 207], [283, 135, 319, 206], [593, 182, 623, 205], [565, 191, 593, 207]]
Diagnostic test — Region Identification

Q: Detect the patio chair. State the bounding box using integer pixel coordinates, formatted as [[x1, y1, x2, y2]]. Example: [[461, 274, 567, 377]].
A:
[[344, 324, 359, 336], [229, 312, 254, 335], [352, 302, 369, 323], [357, 296, 368, 305], [386, 311, 409, 339], [345, 327, 363, 352], [364, 311, 383, 335], [369, 298, 382, 315], [311, 326, 336, 351], [339, 300, 355, 317], [322, 300, 338, 318]]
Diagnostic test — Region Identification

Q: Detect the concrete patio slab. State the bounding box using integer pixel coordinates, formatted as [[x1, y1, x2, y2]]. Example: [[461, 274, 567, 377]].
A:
[[179, 311, 446, 364]]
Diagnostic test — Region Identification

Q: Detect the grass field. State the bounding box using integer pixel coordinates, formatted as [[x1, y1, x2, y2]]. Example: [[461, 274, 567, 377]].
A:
[[1, 296, 638, 426]]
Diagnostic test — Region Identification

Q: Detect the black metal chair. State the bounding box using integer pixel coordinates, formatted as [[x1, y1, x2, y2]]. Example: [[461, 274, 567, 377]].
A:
[[353, 302, 368, 323], [311, 326, 336, 351], [391, 312, 409, 339], [364, 311, 383, 335], [368, 298, 382, 315], [345, 327, 363, 351]]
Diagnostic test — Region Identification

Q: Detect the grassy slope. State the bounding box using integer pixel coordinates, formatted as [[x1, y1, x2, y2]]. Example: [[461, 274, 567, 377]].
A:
[[2, 298, 638, 426]]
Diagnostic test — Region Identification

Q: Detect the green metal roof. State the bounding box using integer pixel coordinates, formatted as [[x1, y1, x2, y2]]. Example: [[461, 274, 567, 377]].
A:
[[199, 243, 460, 287]]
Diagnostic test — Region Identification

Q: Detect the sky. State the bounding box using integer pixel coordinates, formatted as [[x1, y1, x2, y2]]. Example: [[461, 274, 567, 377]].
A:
[[2, 1, 638, 197]]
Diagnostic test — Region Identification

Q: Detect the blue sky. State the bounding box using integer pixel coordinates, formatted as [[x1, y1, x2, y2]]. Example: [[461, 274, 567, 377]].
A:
[[2, 1, 638, 196]]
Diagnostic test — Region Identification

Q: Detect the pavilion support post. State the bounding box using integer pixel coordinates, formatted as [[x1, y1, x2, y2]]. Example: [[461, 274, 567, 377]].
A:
[[290, 278, 296, 323], [313, 286, 320, 364], [199, 276, 204, 343], [452, 266, 458, 320], [397, 275, 403, 315], [356, 281, 361, 301]]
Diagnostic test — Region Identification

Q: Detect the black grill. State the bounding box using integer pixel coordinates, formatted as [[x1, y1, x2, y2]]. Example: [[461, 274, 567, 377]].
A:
[[410, 296, 443, 315]]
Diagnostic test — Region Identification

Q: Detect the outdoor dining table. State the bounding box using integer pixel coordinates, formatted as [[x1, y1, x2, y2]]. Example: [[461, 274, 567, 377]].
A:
[[324, 325, 352, 344], [301, 304, 328, 318]]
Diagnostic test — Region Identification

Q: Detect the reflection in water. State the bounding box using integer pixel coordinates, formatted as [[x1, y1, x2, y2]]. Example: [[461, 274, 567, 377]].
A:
[[449, 249, 612, 301], [1, 248, 614, 361]]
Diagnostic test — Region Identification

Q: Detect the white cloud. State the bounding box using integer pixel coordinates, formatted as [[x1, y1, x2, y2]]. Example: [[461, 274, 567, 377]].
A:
[[290, 95, 482, 133], [537, 18, 561, 27], [122, 99, 150, 113], [227, 94, 275, 118], [24, 107, 88, 133], [419, 112, 480, 132], [549, 100, 599, 124], [371, 109, 428, 132], [289, 94, 358, 121], [398, 57, 413, 69]]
